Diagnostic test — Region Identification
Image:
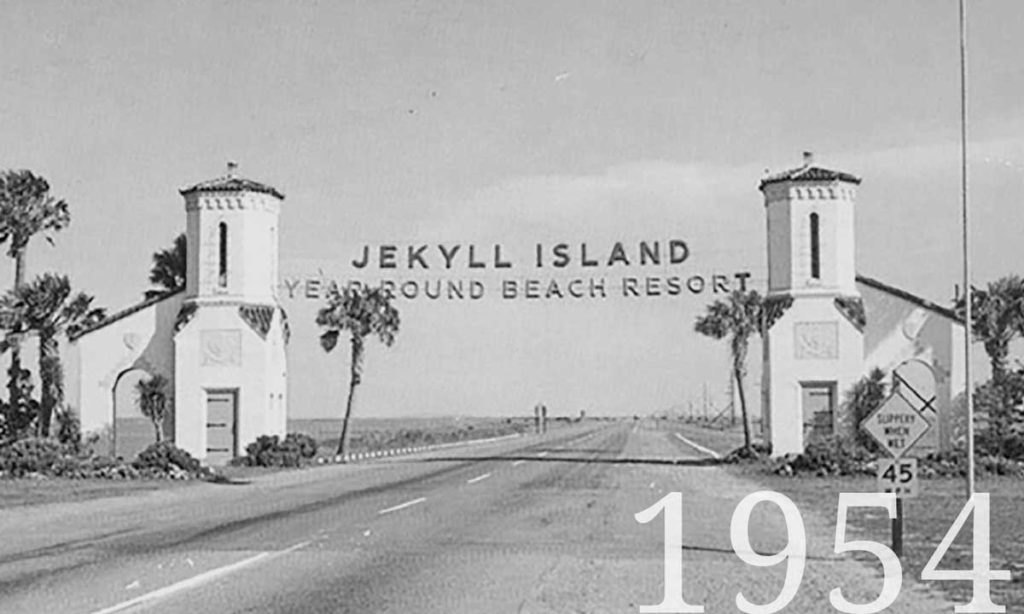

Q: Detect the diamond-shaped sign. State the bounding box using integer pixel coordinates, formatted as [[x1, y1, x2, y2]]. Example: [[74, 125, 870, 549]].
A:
[[861, 391, 932, 458]]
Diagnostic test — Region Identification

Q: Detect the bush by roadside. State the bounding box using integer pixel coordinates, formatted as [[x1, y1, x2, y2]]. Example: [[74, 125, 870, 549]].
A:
[[233, 433, 319, 468], [132, 441, 210, 478], [0, 437, 210, 480], [723, 436, 1024, 479]]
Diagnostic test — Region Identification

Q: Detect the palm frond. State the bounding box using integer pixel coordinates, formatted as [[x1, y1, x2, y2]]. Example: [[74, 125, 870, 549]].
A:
[[0, 170, 71, 255]]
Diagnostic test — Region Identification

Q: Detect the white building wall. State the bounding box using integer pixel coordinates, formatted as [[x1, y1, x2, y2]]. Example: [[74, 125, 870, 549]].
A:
[[184, 192, 280, 305], [67, 293, 182, 446], [859, 280, 966, 452], [765, 295, 864, 455], [173, 306, 286, 461]]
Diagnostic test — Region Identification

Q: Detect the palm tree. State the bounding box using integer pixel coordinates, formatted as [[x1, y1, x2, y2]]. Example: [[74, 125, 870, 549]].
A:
[[0, 170, 71, 412], [136, 373, 170, 443], [954, 275, 1024, 457], [145, 233, 186, 299], [0, 274, 104, 436], [955, 275, 1024, 382], [694, 289, 764, 454], [317, 285, 400, 457]]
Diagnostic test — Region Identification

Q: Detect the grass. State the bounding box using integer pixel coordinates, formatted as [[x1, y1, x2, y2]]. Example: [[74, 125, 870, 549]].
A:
[[726, 461, 1024, 608], [673, 420, 1024, 607], [671, 418, 757, 453], [289, 415, 537, 458], [0, 476, 195, 509], [0, 416, 541, 508]]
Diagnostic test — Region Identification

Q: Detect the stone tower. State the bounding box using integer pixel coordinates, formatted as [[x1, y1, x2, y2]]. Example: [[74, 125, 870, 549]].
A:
[[172, 163, 288, 463], [760, 153, 865, 455]]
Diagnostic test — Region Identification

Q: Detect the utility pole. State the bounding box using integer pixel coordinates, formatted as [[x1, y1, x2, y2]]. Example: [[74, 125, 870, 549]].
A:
[[959, 0, 976, 498]]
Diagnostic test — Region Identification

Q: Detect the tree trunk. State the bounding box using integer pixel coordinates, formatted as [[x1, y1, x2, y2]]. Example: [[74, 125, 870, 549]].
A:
[[153, 417, 163, 443], [7, 249, 25, 413], [732, 336, 753, 453], [336, 336, 364, 457], [734, 367, 753, 453], [38, 332, 61, 437]]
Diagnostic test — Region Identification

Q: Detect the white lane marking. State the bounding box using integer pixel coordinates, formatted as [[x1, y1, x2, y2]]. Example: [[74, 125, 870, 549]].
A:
[[537, 451, 549, 457], [512, 460, 526, 466], [89, 541, 311, 614], [467, 473, 491, 484], [673, 433, 722, 459], [378, 497, 427, 515]]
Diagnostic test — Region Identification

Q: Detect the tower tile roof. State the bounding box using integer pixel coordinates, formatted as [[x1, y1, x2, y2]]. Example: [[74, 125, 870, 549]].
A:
[[180, 168, 284, 200], [759, 152, 861, 190]]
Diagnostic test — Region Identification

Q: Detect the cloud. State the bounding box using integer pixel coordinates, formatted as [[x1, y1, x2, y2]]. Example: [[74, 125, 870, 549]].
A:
[[416, 159, 765, 251]]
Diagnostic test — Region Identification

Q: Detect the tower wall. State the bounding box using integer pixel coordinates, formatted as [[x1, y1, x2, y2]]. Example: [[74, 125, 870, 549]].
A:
[[761, 156, 864, 456], [183, 193, 280, 304], [174, 170, 288, 463]]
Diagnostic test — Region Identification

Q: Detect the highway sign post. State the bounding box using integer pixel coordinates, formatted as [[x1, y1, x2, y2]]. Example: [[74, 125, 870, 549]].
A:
[[862, 389, 933, 558], [876, 457, 920, 557]]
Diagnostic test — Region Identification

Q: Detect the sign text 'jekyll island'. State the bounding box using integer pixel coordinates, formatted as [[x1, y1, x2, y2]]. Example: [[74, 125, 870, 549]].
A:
[[349, 240, 692, 270], [283, 240, 753, 301]]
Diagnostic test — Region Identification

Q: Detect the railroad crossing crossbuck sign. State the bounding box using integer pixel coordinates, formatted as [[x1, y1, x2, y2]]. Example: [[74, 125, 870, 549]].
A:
[[861, 390, 932, 459]]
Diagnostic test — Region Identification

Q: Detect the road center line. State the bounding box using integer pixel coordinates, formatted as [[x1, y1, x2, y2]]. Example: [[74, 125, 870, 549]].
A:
[[467, 473, 491, 484], [378, 497, 427, 515], [673, 433, 722, 459], [88, 541, 311, 614]]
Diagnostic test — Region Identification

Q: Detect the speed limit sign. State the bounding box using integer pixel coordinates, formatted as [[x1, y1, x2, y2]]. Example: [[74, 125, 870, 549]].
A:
[[877, 458, 918, 498]]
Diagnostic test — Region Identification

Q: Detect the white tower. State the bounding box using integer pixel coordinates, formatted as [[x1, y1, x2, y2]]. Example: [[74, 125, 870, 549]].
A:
[[172, 163, 288, 463], [760, 153, 864, 455]]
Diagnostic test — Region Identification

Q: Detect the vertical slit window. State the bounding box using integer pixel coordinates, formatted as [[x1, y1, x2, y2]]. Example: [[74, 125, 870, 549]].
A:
[[809, 212, 820, 280], [218, 222, 228, 288]]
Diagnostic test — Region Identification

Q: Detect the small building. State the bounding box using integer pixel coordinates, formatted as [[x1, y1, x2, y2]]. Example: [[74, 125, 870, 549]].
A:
[[67, 164, 288, 463], [760, 153, 965, 456]]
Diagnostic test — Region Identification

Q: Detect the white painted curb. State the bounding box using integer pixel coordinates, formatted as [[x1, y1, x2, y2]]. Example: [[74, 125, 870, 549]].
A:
[[323, 432, 523, 464]]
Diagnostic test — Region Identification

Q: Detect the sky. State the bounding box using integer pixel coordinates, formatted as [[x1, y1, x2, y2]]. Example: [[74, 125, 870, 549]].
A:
[[3, 1, 1024, 417]]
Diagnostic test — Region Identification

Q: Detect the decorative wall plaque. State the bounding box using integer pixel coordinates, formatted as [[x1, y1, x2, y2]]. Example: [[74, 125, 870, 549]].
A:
[[794, 322, 839, 360], [201, 329, 242, 366]]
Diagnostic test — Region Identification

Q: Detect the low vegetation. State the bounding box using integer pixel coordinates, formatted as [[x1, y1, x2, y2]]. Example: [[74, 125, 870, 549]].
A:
[[234, 433, 319, 468], [0, 437, 209, 480], [316, 417, 534, 457]]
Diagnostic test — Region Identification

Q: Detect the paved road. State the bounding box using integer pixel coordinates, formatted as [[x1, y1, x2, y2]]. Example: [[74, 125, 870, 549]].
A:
[[0, 422, 952, 613]]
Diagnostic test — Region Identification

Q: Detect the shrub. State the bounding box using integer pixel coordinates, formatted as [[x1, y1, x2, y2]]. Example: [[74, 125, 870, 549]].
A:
[[133, 442, 205, 477], [284, 433, 318, 459], [972, 373, 1024, 459], [0, 397, 38, 443], [723, 441, 771, 463], [240, 433, 318, 468], [841, 368, 888, 455], [53, 406, 82, 451], [0, 437, 68, 477], [770, 436, 874, 477]]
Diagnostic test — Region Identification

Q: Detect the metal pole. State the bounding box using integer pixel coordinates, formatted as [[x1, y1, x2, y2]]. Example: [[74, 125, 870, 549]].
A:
[[959, 0, 975, 497], [892, 498, 904, 558]]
